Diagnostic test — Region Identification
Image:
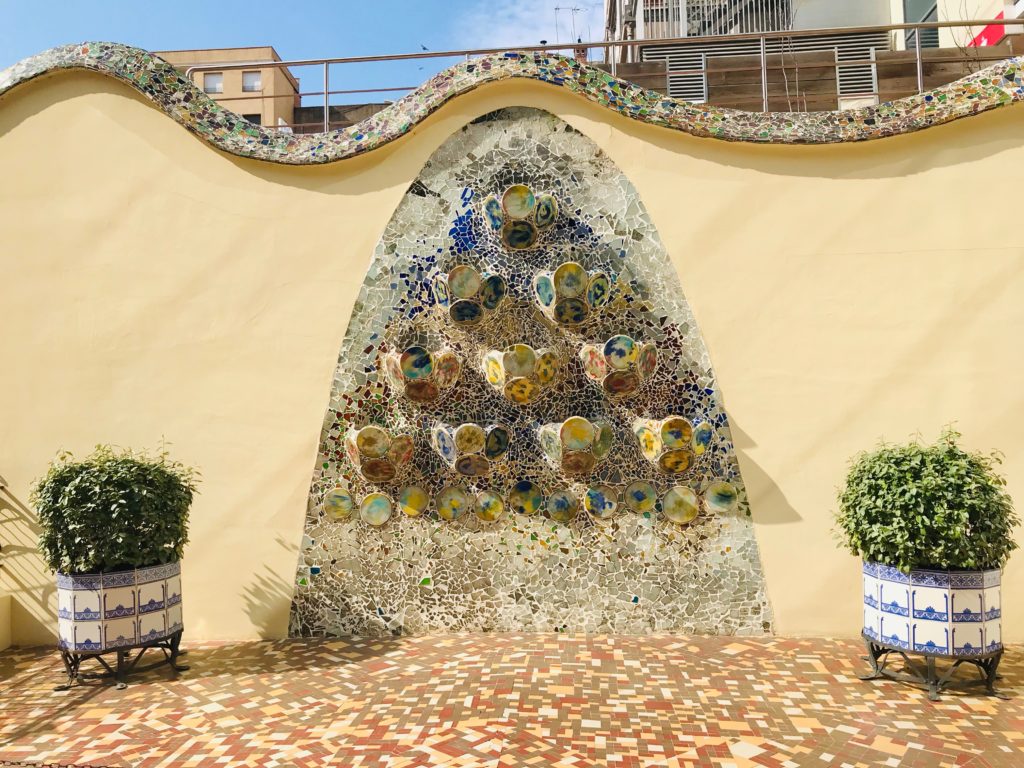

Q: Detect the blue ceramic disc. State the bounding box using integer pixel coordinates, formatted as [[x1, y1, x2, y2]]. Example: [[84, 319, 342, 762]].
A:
[[546, 489, 578, 522], [587, 272, 610, 308], [509, 480, 544, 515], [502, 221, 538, 250], [624, 481, 657, 513], [400, 346, 433, 380], [585, 485, 618, 520], [449, 299, 483, 325], [433, 276, 451, 308], [483, 195, 503, 229], [480, 274, 507, 310], [553, 298, 588, 325], [485, 425, 510, 459], [534, 194, 558, 228], [433, 425, 457, 463], [534, 274, 556, 307]]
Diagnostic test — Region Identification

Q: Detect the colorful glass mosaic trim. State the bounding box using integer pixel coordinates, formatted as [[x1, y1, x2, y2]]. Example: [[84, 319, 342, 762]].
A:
[[1, 42, 1023, 164]]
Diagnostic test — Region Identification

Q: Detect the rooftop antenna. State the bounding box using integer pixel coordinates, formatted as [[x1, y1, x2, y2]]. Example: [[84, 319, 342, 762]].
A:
[[555, 6, 584, 42]]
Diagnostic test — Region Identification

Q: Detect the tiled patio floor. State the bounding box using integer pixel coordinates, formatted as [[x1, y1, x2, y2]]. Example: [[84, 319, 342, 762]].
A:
[[0, 635, 1021, 768]]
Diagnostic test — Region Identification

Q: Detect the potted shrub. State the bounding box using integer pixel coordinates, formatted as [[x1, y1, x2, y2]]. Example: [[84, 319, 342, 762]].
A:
[[33, 445, 196, 680], [837, 428, 1017, 662]]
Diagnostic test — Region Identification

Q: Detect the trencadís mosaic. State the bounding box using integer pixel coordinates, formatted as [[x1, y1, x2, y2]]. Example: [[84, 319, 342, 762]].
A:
[[289, 107, 772, 637], [1, 42, 1022, 165]]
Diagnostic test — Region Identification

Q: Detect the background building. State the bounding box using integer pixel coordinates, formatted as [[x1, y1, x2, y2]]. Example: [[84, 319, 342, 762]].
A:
[[603, 0, 1024, 109], [155, 46, 299, 128]]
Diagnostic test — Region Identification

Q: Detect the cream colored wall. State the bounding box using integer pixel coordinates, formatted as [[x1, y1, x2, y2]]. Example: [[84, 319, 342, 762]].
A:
[[0, 594, 11, 651], [1, 70, 1023, 646]]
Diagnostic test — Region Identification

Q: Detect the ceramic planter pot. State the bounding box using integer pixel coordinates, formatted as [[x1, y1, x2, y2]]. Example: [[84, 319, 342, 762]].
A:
[[862, 561, 1001, 657], [56, 561, 183, 653]]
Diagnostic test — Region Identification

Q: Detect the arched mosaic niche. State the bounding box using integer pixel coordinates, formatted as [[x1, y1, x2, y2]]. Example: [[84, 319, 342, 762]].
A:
[[290, 107, 773, 637]]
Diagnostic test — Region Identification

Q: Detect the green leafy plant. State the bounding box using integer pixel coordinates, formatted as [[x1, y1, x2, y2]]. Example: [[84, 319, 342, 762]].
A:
[[836, 428, 1018, 572], [32, 445, 198, 574]]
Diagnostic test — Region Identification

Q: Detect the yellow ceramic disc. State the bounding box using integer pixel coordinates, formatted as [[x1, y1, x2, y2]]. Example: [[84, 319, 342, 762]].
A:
[[437, 486, 471, 520], [535, 349, 559, 384], [502, 344, 536, 378], [454, 423, 486, 454], [553, 262, 587, 298], [658, 449, 693, 474], [662, 486, 699, 525], [660, 417, 693, 450], [448, 264, 482, 299], [504, 377, 538, 404], [560, 417, 596, 451], [324, 487, 354, 520], [356, 426, 391, 458], [633, 421, 660, 461], [705, 481, 739, 513], [359, 493, 393, 526], [398, 486, 430, 517], [483, 351, 505, 386], [475, 490, 505, 522], [501, 184, 535, 218]]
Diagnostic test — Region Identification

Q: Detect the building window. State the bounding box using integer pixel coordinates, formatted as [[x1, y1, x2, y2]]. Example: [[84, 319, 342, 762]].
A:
[[904, 1, 939, 48], [242, 113, 262, 126], [203, 72, 224, 94], [242, 71, 262, 92]]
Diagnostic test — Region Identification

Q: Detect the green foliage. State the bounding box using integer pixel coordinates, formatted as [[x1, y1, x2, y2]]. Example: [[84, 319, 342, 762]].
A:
[[32, 445, 198, 574], [836, 429, 1018, 572]]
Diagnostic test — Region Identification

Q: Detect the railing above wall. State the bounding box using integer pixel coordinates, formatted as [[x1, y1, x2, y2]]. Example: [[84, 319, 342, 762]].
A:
[[182, 18, 1023, 129]]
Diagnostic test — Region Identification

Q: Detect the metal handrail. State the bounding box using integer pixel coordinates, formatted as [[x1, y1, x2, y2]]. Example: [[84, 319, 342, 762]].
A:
[[182, 18, 1019, 74], [180, 17, 1021, 126]]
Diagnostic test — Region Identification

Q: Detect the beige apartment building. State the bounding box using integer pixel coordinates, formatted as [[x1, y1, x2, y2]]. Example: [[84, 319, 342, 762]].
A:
[[155, 46, 299, 128]]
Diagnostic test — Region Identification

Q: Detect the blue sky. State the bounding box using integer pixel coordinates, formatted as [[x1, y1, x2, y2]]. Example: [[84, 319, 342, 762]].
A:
[[0, 0, 605, 103]]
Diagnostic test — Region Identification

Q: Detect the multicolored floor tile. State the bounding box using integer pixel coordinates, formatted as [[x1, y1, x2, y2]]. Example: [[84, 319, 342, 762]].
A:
[[1, 635, 1021, 767]]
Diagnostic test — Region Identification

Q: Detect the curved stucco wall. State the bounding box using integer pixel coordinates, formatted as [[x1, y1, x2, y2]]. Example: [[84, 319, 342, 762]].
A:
[[1, 68, 1022, 646]]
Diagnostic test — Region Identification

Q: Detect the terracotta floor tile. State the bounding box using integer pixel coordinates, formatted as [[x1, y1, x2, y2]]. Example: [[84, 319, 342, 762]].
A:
[[1, 636, 1021, 768]]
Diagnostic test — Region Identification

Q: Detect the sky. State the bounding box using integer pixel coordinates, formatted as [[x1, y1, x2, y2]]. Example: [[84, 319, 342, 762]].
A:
[[0, 0, 606, 104]]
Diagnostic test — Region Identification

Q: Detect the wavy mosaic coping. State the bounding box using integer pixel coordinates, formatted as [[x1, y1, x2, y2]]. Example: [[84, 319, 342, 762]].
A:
[[1, 42, 1023, 164]]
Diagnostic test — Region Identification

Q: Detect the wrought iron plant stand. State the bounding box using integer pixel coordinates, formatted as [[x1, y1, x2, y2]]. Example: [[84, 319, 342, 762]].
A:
[[859, 633, 1006, 701], [55, 629, 188, 690]]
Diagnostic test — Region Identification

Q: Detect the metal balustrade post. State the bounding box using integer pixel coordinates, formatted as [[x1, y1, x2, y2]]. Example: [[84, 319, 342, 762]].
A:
[[323, 62, 330, 132], [702, 52, 709, 103], [760, 35, 768, 111], [914, 27, 924, 93]]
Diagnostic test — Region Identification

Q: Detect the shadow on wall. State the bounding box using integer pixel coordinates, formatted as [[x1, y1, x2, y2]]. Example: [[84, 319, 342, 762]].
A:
[[729, 422, 801, 525], [243, 536, 297, 638], [0, 486, 57, 646]]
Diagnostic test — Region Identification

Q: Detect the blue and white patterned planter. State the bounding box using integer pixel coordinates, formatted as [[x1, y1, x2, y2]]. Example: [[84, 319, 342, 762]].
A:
[[56, 561, 183, 653], [862, 561, 1000, 657]]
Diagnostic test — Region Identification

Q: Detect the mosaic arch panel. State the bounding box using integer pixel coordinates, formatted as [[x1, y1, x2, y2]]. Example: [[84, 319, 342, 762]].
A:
[[290, 107, 772, 637]]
